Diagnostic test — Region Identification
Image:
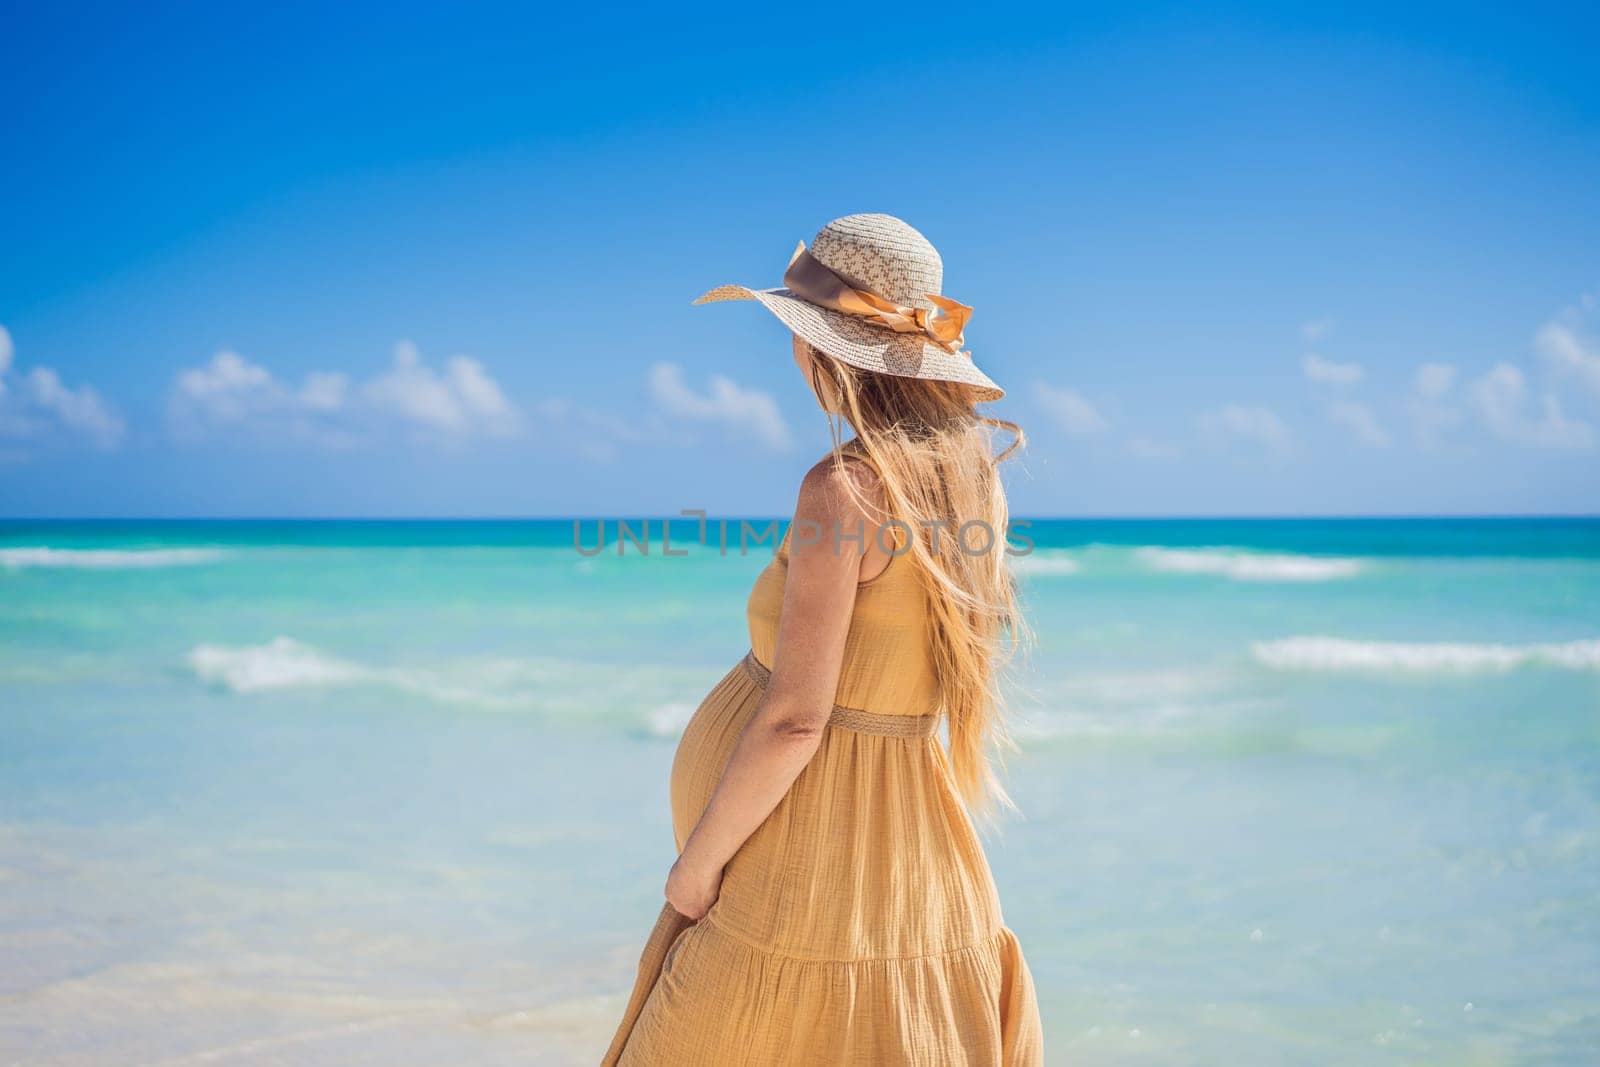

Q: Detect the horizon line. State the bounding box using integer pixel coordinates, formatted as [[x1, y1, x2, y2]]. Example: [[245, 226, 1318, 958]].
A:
[[2, 514, 1598, 523]]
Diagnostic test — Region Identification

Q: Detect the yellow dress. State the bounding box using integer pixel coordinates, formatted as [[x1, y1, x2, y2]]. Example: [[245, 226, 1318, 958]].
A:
[[602, 518, 1045, 1065]]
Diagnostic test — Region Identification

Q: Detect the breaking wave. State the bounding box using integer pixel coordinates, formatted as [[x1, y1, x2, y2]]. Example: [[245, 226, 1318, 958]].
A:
[[1253, 636, 1600, 673], [184, 638, 713, 729], [188, 637, 370, 693], [1, 547, 228, 570], [1136, 547, 1365, 582], [186, 637, 513, 705]]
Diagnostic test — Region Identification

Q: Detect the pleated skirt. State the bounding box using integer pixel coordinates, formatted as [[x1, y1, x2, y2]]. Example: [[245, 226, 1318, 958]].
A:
[[601, 658, 1044, 1066]]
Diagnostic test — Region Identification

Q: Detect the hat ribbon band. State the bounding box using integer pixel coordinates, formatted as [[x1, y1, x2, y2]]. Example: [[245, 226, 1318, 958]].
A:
[[782, 243, 972, 354]]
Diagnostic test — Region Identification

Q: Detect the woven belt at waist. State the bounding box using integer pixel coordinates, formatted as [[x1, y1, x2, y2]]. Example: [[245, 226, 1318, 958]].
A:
[[738, 650, 941, 739]]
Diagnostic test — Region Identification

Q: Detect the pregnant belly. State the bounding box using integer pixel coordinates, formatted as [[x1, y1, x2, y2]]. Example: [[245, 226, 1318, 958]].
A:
[[667, 658, 764, 850]]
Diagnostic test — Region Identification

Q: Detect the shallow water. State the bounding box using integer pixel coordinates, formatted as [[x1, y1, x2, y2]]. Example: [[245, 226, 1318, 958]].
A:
[[2, 519, 1597, 1064]]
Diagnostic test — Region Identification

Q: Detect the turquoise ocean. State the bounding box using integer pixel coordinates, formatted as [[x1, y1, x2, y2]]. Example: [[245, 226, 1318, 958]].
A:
[[2, 518, 1597, 1065]]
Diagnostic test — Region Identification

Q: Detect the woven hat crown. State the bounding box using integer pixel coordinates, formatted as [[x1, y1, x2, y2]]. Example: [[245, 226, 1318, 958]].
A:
[[808, 214, 944, 312]]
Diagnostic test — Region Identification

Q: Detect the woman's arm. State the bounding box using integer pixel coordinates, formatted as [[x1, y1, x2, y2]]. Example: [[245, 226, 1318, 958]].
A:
[[664, 455, 884, 920]]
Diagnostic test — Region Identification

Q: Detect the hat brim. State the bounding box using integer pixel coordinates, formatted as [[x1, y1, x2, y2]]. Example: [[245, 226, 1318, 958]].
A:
[[693, 284, 1005, 402]]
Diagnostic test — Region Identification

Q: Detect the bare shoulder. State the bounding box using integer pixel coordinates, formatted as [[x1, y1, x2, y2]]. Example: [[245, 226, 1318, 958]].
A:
[[795, 451, 884, 523]]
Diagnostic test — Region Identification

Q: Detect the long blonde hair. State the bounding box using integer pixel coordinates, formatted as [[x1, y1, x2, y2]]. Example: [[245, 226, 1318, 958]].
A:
[[801, 341, 1029, 821]]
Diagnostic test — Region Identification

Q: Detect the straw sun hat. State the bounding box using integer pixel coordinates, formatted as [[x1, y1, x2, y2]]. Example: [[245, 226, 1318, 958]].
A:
[[693, 213, 1004, 402]]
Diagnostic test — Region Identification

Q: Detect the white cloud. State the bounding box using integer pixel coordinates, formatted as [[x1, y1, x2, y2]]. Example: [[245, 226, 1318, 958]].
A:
[[170, 350, 351, 446], [299, 372, 348, 412], [1415, 362, 1457, 401], [649, 362, 791, 451], [1428, 293, 1597, 452], [1199, 405, 1292, 458], [170, 342, 520, 445], [1300, 336, 1381, 445], [0, 325, 13, 386], [25, 369, 124, 449], [1302, 353, 1364, 386], [0, 325, 124, 450], [1035, 382, 1109, 436], [1536, 294, 1600, 401], [1469, 362, 1593, 450], [1407, 362, 1464, 449], [173, 350, 282, 424], [444, 356, 512, 422], [362, 342, 519, 437], [1327, 401, 1390, 447]]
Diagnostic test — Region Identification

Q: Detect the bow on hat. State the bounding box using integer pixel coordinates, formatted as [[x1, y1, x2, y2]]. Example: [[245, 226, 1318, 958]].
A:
[[782, 242, 973, 354]]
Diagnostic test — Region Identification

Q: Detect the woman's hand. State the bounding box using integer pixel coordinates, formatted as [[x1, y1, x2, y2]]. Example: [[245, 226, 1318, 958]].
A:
[[664, 851, 724, 921], [661, 456, 877, 924]]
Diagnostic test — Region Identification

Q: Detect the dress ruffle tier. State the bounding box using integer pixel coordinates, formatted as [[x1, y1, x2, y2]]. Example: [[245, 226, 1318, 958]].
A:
[[601, 659, 1044, 1065]]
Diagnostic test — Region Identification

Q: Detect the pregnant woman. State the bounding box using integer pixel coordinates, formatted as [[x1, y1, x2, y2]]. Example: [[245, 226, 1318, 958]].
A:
[[602, 214, 1044, 1065]]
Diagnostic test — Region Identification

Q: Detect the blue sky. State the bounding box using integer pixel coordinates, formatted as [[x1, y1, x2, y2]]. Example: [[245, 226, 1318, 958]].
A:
[[2, 2, 1597, 517]]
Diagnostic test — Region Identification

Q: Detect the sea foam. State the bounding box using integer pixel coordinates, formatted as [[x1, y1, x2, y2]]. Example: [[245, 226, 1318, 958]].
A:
[[1008, 668, 1258, 742], [0, 546, 228, 570], [1253, 636, 1600, 673], [1136, 547, 1365, 582], [644, 701, 696, 738], [188, 637, 369, 692], [187, 638, 571, 709]]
